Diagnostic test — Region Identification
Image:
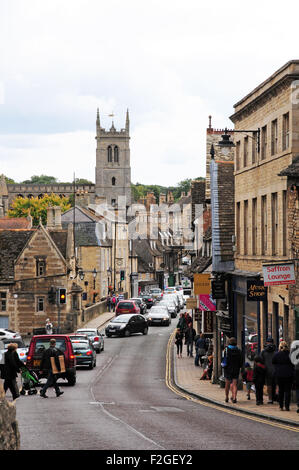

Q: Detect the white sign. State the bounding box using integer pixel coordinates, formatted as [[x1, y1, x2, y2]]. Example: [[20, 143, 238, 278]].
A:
[[263, 263, 295, 286]]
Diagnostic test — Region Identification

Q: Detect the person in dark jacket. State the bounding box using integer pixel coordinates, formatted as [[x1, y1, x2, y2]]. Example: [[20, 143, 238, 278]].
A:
[[272, 341, 294, 411], [253, 356, 266, 405], [3, 343, 23, 400], [184, 323, 196, 357], [174, 328, 183, 358], [261, 337, 277, 403], [177, 313, 187, 333], [195, 334, 208, 367], [39, 338, 64, 398], [223, 337, 243, 404]]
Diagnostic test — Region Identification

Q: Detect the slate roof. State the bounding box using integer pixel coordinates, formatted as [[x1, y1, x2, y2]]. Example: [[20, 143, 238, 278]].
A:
[[50, 230, 68, 258], [185, 253, 212, 276], [0, 230, 34, 281]]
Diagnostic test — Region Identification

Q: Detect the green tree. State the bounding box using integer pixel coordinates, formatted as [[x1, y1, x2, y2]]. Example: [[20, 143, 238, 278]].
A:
[[21, 175, 58, 184], [8, 193, 71, 226]]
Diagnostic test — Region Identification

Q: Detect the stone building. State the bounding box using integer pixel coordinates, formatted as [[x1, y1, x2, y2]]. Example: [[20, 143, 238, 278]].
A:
[[230, 60, 299, 347]]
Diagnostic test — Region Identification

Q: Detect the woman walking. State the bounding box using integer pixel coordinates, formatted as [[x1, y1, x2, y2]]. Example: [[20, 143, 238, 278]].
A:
[[272, 341, 294, 411], [175, 328, 183, 358], [223, 337, 243, 404], [3, 343, 23, 400]]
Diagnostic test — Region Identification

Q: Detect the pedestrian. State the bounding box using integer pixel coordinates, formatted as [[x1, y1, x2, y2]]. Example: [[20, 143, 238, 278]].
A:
[[184, 323, 196, 357], [184, 311, 192, 327], [45, 318, 53, 335], [242, 362, 254, 400], [111, 295, 116, 312], [223, 337, 243, 404], [195, 333, 208, 367], [272, 341, 294, 411], [253, 356, 266, 405], [2, 343, 23, 400], [177, 313, 187, 334], [39, 338, 64, 398], [106, 295, 112, 312], [261, 337, 277, 403], [174, 328, 183, 358]]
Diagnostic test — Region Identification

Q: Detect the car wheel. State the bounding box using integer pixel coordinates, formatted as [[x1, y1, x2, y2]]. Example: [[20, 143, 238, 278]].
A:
[[106, 333, 112, 338], [67, 374, 76, 386], [97, 348, 101, 354], [124, 329, 130, 337], [89, 361, 94, 369], [143, 327, 148, 335]]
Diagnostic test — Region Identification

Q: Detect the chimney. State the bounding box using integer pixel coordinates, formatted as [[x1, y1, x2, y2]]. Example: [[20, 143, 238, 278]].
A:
[[159, 193, 166, 205], [47, 205, 62, 230], [47, 206, 54, 228]]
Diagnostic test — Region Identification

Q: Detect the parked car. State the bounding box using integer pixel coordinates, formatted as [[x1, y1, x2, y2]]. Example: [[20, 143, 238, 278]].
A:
[[159, 299, 177, 318], [71, 339, 97, 369], [0, 338, 28, 363], [0, 328, 21, 340], [105, 314, 149, 337], [26, 334, 76, 386], [141, 294, 156, 309], [129, 297, 147, 314], [115, 300, 140, 316], [68, 334, 94, 349], [149, 288, 163, 301], [75, 328, 104, 353], [146, 307, 171, 326], [246, 333, 258, 360], [163, 293, 180, 312]]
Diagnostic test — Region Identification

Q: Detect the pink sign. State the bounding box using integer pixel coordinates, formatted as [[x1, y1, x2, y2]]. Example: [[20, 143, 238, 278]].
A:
[[199, 294, 216, 311], [263, 263, 295, 286]]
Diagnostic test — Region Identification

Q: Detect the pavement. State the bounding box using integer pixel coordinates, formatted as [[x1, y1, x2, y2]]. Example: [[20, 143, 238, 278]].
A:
[[83, 311, 299, 427]]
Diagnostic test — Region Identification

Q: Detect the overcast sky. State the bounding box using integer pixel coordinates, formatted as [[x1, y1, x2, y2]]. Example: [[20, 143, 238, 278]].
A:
[[0, 0, 298, 186]]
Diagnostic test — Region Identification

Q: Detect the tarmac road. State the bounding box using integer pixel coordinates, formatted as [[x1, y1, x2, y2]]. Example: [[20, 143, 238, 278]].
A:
[[15, 321, 299, 451]]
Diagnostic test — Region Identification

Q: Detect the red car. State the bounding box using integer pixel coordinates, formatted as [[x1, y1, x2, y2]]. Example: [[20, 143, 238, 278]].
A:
[[115, 300, 140, 316], [26, 334, 76, 386]]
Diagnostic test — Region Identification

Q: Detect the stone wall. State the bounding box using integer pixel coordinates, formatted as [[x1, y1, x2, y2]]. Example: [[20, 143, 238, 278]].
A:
[[0, 383, 20, 450]]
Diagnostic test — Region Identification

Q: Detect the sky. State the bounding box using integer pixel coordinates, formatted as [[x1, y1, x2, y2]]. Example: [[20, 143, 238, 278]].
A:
[[0, 0, 298, 186]]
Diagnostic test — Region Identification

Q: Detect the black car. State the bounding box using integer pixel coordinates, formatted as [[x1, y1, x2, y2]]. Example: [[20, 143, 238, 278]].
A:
[[105, 314, 149, 337], [141, 294, 156, 309]]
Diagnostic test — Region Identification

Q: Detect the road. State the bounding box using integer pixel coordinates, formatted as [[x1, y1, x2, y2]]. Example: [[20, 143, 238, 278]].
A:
[[15, 319, 299, 450]]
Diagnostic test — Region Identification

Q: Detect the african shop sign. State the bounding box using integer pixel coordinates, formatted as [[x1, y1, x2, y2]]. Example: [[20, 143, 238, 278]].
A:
[[247, 280, 267, 302], [263, 262, 295, 287]]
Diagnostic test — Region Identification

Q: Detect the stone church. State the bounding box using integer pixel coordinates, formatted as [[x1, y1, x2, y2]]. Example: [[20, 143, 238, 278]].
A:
[[3, 109, 132, 210]]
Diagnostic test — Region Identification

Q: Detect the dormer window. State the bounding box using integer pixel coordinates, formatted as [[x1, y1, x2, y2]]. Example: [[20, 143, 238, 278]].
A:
[[108, 146, 112, 162], [36, 258, 46, 277]]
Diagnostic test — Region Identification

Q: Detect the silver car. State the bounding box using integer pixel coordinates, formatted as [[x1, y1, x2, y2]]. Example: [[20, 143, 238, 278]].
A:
[[146, 307, 171, 326], [149, 288, 163, 301], [159, 299, 177, 318], [1, 337, 28, 364], [76, 328, 104, 353]]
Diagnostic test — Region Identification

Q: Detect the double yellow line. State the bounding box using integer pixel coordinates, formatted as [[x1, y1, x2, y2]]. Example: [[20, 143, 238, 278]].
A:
[[165, 330, 299, 433]]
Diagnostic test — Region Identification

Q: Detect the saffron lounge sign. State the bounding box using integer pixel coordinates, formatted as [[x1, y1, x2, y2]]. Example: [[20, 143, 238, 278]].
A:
[[263, 262, 295, 287]]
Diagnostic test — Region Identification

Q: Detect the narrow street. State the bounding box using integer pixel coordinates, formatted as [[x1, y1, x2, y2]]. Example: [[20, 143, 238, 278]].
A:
[[15, 321, 299, 451]]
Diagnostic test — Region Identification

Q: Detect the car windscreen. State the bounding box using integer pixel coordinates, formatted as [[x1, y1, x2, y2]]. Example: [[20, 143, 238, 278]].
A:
[[150, 289, 161, 293], [76, 331, 95, 337], [183, 289, 192, 295], [117, 302, 134, 309], [3, 339, 25, 348], [34, 338, 66, 354], [150, 310, 166, 314], [131, 299, 141, 304], [111, 315, 132, 323]]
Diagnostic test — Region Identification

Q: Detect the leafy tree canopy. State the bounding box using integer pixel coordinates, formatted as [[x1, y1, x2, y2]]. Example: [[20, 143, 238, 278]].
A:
[[131, 177, 205, 202], [8, 193, 71, 226]]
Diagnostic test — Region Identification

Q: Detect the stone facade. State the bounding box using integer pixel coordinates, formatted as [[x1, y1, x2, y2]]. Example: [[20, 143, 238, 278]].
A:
[[0, 384, 20, 450], [95, 109, 131, 207], [230, 60, 299, 345]]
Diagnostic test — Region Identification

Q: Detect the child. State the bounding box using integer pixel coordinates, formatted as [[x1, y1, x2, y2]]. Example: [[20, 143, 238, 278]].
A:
[[253, 356, 267, 405], [242, 362, 254, 400]]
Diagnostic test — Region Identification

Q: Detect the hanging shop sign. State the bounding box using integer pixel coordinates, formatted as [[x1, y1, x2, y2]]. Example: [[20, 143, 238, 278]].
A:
[[198, 294, 216, 312], [194, 273, 211, 295], [247, 280, 267, 302], [203, 311, 213, 333], [211, 279, 226, 299], [186, 297, 198, 309], [263, 263, 295, 286]]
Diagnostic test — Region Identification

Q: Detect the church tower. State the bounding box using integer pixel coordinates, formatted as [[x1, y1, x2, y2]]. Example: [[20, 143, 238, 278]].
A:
[[95, 109, 131, 207]]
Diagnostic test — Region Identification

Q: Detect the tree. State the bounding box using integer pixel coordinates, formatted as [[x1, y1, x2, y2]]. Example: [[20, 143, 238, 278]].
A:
[[21, 175, 58, 184], [8, 193, 71, 226]]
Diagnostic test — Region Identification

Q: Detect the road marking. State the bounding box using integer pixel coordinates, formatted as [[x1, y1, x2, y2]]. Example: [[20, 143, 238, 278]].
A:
[[165, 330, 299, 433]]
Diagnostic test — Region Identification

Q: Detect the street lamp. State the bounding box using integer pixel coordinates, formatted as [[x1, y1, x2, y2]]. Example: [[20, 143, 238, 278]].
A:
[[217, 127, 260, 153], [92, 268, 97, 303]]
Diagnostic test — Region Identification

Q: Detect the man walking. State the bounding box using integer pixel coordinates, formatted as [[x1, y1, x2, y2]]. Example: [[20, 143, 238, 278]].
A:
[[39, 338, 64, 398], [3, 343, 23, 400], [261, 337, 277, 403], [185, 323, 196, 357]]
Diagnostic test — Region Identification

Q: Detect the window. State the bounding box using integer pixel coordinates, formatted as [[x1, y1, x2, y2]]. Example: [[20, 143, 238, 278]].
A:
[[261, 125, 267, 160], [261, 195, 267, 255], [243, 137, 248, 167], [0, 292, 7, 311], [252, 198, 257, 255], [36, 259, 46, 277], [111, 199, 116, 206], [282, 112, 289, 151], [114, 146, 119, 163], [252, 131, 257, 164], [271, 119, 278, 155], [37, 297, 44, 312], [244, 200, 248, 254], [271, 192, 278, 255], [236, 141, 241, 170], [236, 202, 240, 254], [112, 177, 116, 186], [107, 146, 112, 162]]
